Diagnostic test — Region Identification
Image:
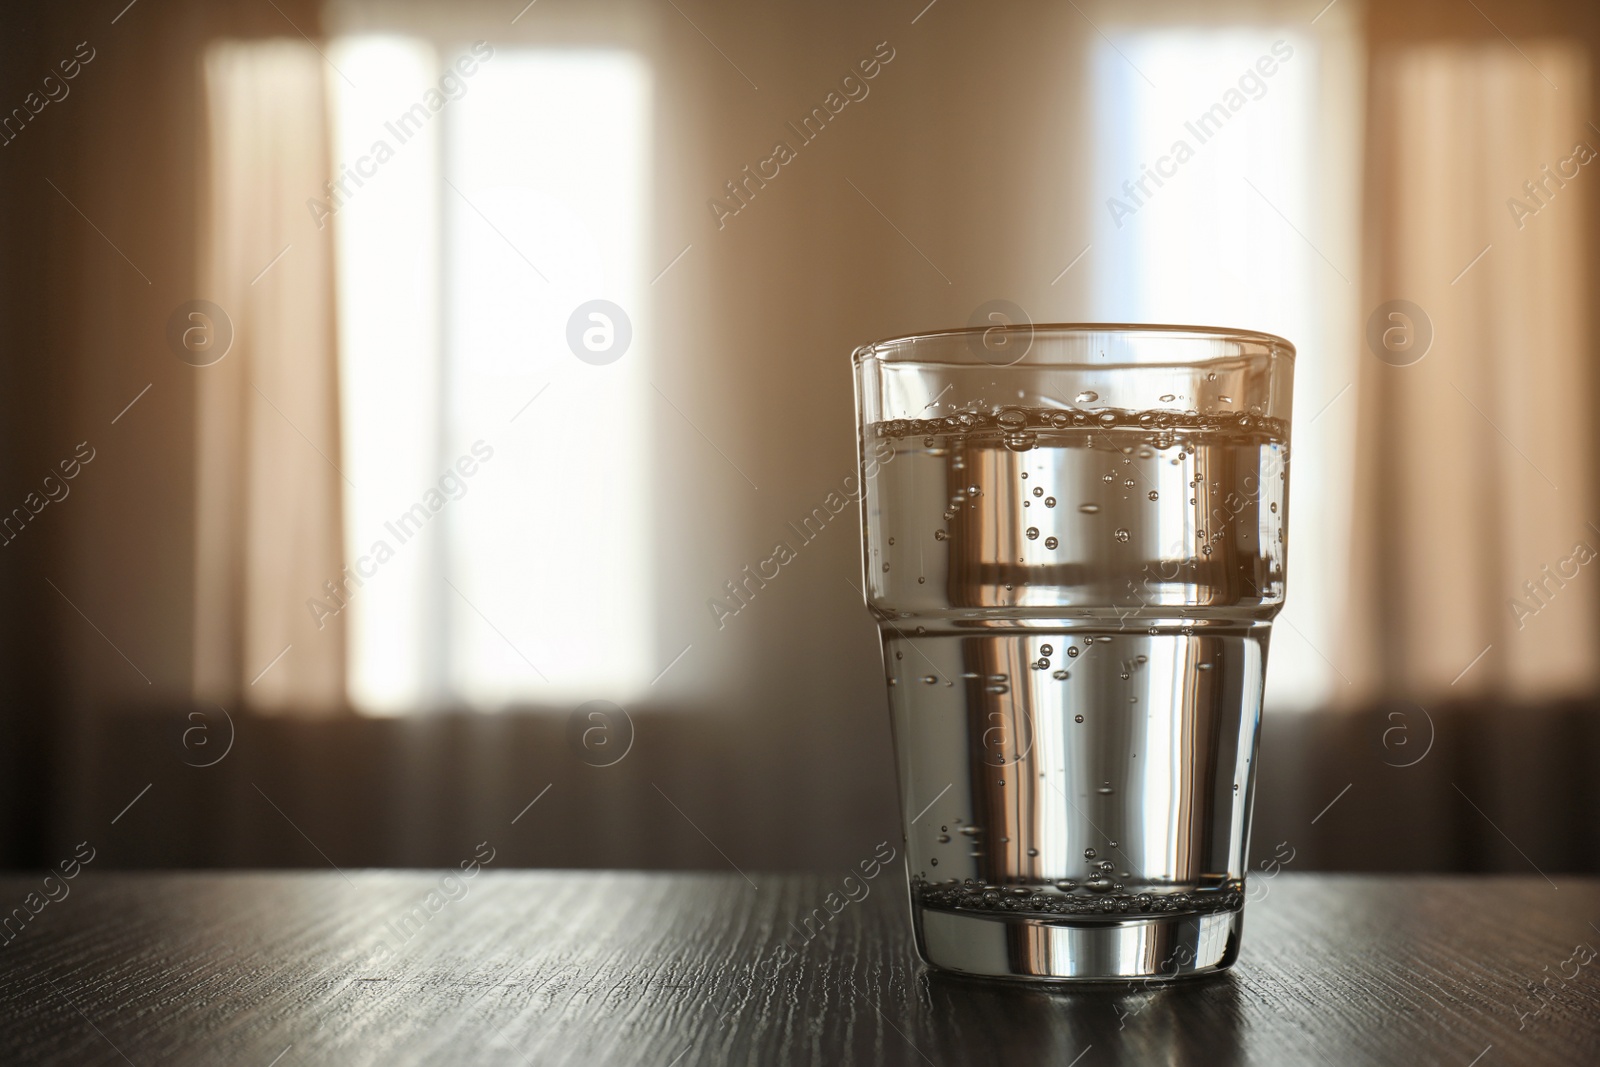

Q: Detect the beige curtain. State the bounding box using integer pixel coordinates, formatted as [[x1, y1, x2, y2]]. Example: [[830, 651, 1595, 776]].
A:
[[1349, 41, 1594, 701], [193, 41, 346, 714]]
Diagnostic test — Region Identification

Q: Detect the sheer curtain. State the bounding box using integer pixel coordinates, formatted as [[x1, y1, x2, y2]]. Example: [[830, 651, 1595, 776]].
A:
[[1348, 41, 1595, 701], [192, 41, 347, 714]]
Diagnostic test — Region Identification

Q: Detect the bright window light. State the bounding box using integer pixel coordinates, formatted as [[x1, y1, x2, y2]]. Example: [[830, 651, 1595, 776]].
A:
[[443, 51, 654, 708], [1091, 29, 1354, 711], [332, 39, 653, 712], [330, 37, 443, 712]]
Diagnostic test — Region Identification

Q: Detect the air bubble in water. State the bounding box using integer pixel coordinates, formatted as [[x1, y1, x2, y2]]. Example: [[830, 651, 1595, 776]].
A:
[[1027, 847, 1039, 857], [1114, 528, 1130, 542], [922, 675, 937, 684], [1041, 643, 1053, 655], [1032, 486, 1043, 498], [1025, 527, 1039, 540], [934, 529, 947, 541], [1160, 393, 1176, 402], [1044, 496, 1056, 508], [1083, 847, 1097, 859], [1148, 490, 1159, 501], [1044, 536, 1058, 549], [1003, 432, 1037, 452], [1074, 714, 1084, 723], [1079, 503, 1101, 514], [1053, 669, 1069, 680], [1123, 478, 1135, 489], [1066, 647, 1079, 658], [1076, 390, 1098, 403]]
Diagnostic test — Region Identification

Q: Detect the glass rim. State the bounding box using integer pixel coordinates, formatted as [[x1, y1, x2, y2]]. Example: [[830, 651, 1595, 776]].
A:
[[852, 321, 1296, 366]]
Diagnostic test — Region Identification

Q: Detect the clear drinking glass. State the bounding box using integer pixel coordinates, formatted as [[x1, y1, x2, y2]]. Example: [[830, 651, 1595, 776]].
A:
[[853, 323, 1294, 982]]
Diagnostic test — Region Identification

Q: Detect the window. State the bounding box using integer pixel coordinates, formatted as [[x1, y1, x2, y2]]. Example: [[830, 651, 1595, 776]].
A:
[[331, 38, 653, 713], [1091, 27, 1361, 710]]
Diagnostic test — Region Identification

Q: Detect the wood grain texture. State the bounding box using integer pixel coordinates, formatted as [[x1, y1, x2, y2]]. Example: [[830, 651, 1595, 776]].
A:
[[0, 872, 1597, 1066]]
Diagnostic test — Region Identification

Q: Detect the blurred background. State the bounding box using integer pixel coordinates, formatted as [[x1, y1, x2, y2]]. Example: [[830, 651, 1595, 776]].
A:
[[0, 0, 1595, 876]]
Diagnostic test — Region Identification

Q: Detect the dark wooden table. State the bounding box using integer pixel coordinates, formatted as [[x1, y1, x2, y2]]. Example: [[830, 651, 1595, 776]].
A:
[[1, 872, 1597, 1065]]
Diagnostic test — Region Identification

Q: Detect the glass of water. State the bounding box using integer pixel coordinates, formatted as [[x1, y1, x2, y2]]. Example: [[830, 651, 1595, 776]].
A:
[[853, 323, 1294, 982]]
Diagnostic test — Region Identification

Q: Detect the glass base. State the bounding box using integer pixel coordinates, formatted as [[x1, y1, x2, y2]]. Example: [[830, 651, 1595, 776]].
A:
[[914, 904, 1244, 983]]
